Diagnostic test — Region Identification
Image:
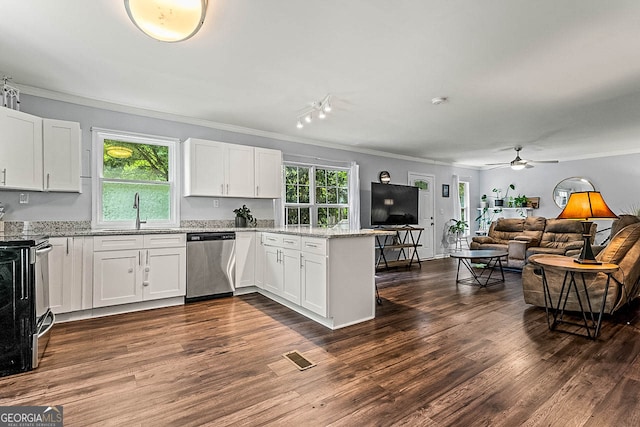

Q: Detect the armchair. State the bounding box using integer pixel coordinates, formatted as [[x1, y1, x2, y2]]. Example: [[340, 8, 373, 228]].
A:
[[522, 222, 640, 313]]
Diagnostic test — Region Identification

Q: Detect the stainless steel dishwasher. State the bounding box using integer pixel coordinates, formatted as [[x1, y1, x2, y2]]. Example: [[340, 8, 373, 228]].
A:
[[186, 232, 236, 302]]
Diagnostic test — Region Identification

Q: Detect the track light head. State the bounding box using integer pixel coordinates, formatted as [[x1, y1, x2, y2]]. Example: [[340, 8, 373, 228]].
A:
[[296, 120, 303, 129], [318, 110, 326, 119], [304, 113, 312, 123]]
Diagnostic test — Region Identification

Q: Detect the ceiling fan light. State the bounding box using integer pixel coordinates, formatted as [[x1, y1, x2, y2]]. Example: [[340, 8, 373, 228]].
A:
[[125, 0, 208, 42], [510, 162, 526, 171]]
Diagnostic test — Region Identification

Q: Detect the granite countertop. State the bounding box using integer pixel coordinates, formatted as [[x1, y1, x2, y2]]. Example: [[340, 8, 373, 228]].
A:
[[52, 227, 391, 239], [1, 221, 393, 239]]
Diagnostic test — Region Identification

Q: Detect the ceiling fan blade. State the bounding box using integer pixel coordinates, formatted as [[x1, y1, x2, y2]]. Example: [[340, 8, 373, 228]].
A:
[[528, 160, 559, 164], [485, 162, 510, 166], [525, 163, 534, 169]]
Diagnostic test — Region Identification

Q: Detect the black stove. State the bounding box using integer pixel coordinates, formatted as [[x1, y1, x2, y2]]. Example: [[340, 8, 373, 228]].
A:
[[1, 233, 53, 377]]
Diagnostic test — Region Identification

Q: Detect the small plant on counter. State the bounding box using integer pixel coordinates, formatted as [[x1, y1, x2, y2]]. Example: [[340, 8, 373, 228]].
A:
[[514, 194, 528, 208], [233, 205, 256, 228]]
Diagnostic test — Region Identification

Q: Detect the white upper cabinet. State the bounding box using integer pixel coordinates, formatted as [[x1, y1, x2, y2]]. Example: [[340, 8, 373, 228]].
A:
[[183, 138, 281, 198], [43, 118, 81, 192], [0, 107, 43, 190], [255, 147, 282, 198], [226, 143, 255, 197], [183, 138, 225, 196], [0, 107, 82, 192]]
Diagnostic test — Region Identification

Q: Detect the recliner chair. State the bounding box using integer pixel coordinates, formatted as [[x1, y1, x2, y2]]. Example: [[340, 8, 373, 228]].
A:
[[522, 222, 640, 313]]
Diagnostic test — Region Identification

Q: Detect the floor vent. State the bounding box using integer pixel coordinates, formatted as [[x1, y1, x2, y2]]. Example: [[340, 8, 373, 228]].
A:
[[283, 350, 316, 371]]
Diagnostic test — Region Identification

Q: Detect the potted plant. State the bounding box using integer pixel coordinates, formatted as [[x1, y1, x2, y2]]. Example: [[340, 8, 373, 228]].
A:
[[233, 204, 255, 228], [493, 184, 515, 207], [514, 194, 528, 208], [480, 194, 488, 209], [448, 219, 468, 237]]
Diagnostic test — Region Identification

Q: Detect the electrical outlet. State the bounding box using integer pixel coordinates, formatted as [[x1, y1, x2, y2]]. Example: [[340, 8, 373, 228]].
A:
[[19, 193, 29, 204], [213, 199, 219, 208]]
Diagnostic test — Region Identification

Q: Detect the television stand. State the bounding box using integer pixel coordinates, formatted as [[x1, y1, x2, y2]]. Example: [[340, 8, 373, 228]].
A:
[[375, 226, 424, 271]]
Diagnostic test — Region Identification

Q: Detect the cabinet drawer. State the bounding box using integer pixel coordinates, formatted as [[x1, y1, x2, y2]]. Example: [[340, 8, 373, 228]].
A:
[[94, 235, 144, 251], [262, 233, 283, 246], [143, 234, 186, 249], [301, 237, 326, 255], [281, 235, 301, 249]]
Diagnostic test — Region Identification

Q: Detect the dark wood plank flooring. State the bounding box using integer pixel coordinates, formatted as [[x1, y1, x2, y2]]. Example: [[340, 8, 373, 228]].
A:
[[2, 258, 640, 426]]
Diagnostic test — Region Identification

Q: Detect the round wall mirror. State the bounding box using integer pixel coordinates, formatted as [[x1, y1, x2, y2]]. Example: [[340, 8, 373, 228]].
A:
[[553, 177, 595, 208]]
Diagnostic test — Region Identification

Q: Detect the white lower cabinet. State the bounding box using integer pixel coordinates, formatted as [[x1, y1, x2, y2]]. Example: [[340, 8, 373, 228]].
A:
[[48, 237, 86, 314], [282, 248, 301, 305], [261, 233, 323, 309], [263, 244, 283, 295], [93, 234, 186, 308], [93, 249, 142, 307], [235, 232, 256, 288], [301, 252, 327, 316]]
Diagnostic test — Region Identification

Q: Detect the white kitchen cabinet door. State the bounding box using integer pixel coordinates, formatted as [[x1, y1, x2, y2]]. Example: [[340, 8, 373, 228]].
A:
[[93, 250, 143, 307], [42, 118, 81, 192], [0, 107, 43, 190], [235, 232, 256, 288], [48, 237, 75, 314], [301, 252, 327, 316], [254, 147, 282, 198], [254, 233, 265, 289], [143, 247, 186, 300], [226, 144, 255, 197], [263, 245, 283, 296], [183, 138, 225, 196], [281, 248, 302, 304]]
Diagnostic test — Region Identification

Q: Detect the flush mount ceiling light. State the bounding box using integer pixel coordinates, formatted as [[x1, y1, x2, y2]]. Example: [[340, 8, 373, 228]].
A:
[[124, 0, 208, 42], [296, 95, 333, 129], [106, 146, 133, 159]]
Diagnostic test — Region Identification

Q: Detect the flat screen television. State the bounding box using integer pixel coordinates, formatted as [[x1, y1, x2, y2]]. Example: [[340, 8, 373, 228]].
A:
[[371, 182, 419, 226]]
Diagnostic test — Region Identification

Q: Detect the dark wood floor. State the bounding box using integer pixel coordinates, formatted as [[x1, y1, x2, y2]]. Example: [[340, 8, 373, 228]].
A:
[[2, 258, 640, 426]]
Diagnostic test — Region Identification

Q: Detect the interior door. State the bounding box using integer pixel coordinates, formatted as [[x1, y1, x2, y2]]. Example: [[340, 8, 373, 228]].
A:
[[408, 173, 435, 259]]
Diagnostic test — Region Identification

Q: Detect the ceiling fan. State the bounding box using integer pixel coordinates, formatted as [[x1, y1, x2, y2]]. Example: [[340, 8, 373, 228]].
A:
[[487, 146, 559, 170]]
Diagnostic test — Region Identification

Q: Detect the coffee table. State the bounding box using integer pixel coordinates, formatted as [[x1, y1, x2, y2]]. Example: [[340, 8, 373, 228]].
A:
[[450, 249, 508, 287]]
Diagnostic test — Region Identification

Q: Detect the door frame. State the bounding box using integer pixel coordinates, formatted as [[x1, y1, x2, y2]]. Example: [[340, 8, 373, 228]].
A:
[[407, 172, 436, 260]]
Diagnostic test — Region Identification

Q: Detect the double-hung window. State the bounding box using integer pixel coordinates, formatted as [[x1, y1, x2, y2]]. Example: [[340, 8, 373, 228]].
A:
[[284, 163, 350, 227], [92, 128, 179, 229]]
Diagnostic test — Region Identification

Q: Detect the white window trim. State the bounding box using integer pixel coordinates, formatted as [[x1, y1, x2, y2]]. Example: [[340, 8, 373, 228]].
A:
[[91, 127, 180, 229], [283, 162, 351, 228]]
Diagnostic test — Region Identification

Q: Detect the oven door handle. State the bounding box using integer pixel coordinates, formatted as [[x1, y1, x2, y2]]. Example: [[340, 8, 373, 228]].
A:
[[36, 245, 53, 256], [38, 311, 56, 339]]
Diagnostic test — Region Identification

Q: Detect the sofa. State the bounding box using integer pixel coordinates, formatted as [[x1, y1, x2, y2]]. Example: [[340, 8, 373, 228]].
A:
[[470, 217, 596, 269], [522, 221, 640, 313]]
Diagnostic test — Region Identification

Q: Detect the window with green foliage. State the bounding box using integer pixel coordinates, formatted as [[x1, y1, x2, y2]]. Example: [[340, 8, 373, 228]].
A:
[[459, 181, 470, 232], [284, 163, 349, 227], [92, 129, 178, 228]]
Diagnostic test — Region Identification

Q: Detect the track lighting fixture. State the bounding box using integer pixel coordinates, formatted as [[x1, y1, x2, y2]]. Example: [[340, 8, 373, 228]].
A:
[[296, 94, 333, 129]]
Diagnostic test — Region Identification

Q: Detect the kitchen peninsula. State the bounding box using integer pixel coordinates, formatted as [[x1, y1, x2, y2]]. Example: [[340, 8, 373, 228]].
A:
[[2, 221, 391, 330]]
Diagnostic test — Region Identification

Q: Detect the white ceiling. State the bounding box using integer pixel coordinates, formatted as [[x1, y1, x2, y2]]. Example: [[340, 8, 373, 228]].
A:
[[3, 1, 640, 167]]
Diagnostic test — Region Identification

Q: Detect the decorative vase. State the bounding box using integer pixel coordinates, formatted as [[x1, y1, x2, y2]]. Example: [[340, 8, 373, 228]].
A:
[[235, 217, 247, 228]]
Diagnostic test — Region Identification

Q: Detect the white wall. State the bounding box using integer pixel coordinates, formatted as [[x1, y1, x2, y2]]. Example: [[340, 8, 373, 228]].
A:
[[479, 154, 640, 238], [0, 95, 480, 256]]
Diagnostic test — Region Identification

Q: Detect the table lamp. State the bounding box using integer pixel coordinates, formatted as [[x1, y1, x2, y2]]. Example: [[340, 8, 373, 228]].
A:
[[557, 191, 618, 264]]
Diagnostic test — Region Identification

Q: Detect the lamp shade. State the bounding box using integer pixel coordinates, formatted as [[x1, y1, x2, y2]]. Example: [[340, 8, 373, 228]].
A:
[[125, 0, 208, 42], [556, 191, 618, 220]]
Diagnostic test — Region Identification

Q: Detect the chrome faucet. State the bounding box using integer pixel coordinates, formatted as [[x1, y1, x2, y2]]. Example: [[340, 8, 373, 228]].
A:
[[133, 192, 146, 229]]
